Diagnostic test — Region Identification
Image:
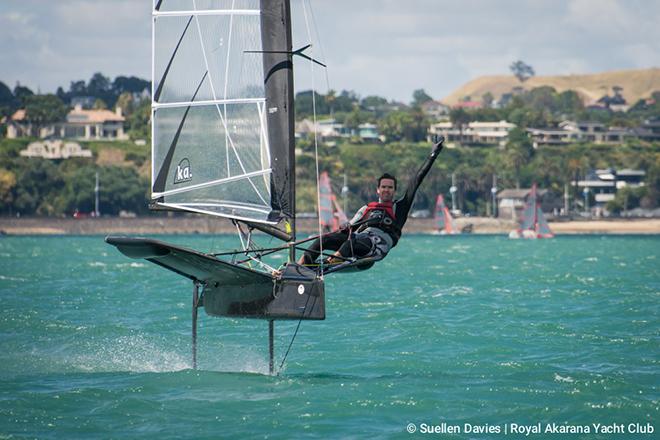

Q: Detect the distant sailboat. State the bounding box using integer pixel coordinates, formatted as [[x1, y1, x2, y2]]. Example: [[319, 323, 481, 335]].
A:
[[433, 194, 457, 234], [508, 184, 554, 239], [318, 171, 348, 232]]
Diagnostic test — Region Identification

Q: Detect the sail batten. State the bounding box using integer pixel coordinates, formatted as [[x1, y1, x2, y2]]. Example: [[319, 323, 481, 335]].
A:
[[153, 168, 271, 198], [153, 97, 265, 109], [154, 9, 260, 17], [151, 0, 295, 231]]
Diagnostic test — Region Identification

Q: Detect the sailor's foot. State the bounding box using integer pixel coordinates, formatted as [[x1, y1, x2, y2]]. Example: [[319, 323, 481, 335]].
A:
[[297, 255, 313, 266]]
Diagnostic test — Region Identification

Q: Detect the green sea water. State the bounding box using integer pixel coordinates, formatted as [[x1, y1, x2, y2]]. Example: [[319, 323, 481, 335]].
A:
[[0, 234, 658, 439]]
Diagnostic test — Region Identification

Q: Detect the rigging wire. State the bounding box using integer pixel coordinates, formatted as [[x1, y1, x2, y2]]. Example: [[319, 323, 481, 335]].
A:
[[278, 292, 315, 373], [277, 0, 328, 374], [301, 0, 325, 278], [306, 0, 331, 92]]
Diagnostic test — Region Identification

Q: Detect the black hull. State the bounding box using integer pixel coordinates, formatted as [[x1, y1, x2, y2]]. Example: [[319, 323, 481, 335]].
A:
[[105, 237, 324, 320]]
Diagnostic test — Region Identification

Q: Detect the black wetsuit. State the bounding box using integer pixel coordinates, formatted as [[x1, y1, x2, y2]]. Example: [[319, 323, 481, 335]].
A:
[[301, 142, 443, 265]]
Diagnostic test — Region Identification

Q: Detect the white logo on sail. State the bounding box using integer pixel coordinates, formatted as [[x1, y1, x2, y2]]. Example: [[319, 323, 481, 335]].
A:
[[174, 158, 192, 184]]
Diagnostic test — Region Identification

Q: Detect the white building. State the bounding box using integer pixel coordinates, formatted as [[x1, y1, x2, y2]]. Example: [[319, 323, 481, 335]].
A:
[[527, 120, 630, 148], [6, 105, 128, 141], [20, 140, 93, 159], [428, 120, 516, 146]]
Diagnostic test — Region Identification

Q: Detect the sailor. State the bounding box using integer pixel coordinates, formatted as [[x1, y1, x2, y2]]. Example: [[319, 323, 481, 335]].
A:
[[299, 139, 444, 269]]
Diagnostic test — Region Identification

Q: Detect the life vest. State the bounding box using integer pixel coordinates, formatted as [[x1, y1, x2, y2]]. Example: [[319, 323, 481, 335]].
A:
[[355, 201, 401, 245]]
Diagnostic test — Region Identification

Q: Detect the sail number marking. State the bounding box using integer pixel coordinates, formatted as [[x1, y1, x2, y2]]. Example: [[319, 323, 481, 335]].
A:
[[174, 158, 193, 184]]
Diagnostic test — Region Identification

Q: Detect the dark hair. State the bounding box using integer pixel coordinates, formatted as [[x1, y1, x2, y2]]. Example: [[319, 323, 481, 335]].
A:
[[378, 173, 397, 189]]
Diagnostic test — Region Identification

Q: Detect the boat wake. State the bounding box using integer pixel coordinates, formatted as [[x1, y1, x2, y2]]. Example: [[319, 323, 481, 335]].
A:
[[73, 334, 190, 373]]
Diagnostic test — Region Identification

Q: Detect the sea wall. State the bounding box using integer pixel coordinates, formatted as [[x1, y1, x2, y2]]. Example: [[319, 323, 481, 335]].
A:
[[1, 217, 658, 235]]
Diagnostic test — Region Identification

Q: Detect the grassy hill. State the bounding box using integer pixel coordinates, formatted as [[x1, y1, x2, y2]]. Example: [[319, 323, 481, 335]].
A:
[[442, 67, 660, 106]]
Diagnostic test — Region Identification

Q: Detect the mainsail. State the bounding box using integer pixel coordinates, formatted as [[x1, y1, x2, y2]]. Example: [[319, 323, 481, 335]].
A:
[[318, 171, 348, 232], [107, 0, 325, 375], [151, 0, 295, 234], [434, 194, 456, 234], [512, 183, 554, 239]]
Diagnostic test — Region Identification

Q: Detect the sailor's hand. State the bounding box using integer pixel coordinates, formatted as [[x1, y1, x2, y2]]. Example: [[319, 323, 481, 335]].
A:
[[432, 136, 444, 156], [338, 221, 351, 231]]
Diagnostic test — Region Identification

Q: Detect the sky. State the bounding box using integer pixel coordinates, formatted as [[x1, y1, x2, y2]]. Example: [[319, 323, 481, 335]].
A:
[[1, 0, 659, 103]]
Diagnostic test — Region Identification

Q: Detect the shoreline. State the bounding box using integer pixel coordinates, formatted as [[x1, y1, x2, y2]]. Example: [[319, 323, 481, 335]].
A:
[[1, 217, 659, 236]]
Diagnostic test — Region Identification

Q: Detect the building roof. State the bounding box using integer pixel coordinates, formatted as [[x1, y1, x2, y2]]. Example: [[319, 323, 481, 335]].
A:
[[421, 100, 448, 110], [10, 109, 27, 121], [469, 120, 515, 129], [497, 188, 547, 199], [67, 108, 125, 123], [453, 101, 482, 109], [527, 127, 575, 135], [10, 107, 125, 124], [617, 169, 646, 177]]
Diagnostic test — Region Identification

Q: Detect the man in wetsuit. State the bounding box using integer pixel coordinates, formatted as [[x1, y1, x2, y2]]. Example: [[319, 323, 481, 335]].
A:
[[298, 138, 444, 268]]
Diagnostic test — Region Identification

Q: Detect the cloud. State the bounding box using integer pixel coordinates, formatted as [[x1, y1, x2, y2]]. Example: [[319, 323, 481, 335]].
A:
[[0, 0, 150, 93], [0, 0, 658, 102], [563, 0, 635, 34]]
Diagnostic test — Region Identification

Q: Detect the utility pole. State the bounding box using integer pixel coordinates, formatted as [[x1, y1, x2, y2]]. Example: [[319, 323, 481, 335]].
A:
[[341, 172, 348, 215], [583, 187, 590, 215], [450, 173, 457, 214], [94, 171, 100, 217], [564, 183, 569, 216], [491, 174, 498, 218]]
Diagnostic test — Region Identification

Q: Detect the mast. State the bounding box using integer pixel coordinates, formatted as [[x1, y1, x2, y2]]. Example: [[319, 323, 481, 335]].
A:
[[261, 0, 296, 251]]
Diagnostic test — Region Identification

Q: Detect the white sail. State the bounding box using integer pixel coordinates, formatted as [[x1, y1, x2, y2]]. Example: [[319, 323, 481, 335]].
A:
[[151, 0, 278, 223]]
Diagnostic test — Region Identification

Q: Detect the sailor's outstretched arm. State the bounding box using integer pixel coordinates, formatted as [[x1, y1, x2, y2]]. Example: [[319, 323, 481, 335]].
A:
[[397, 137, 444, 220]]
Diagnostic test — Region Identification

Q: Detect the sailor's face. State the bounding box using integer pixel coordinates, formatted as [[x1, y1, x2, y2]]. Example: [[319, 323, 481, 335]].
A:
[[377, 178, 396, 202]]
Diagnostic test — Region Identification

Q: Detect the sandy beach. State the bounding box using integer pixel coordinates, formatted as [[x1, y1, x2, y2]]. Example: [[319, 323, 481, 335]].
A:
[[1, 216, 659, 235]]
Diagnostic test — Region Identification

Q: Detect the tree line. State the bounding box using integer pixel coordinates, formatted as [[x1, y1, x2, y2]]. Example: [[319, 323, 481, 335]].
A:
[[0, 73, 151, 140], [1, 71, 659, 217], [0, 137, 657, 218]]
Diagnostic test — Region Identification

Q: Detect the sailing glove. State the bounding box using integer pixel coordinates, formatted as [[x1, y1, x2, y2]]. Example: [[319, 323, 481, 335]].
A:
[[431, 136, 445, 157]]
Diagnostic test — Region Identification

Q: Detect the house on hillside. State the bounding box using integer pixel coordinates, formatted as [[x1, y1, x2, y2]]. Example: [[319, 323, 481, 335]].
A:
[[497, 187, 552, 220], [527, 120, 630, 147], [428, 120, 515, 146], [63, 105, 128, 140], [420, 100, 450, 120], [572, 168, 646, 214], [596, 93, 629, 112], [6, 105, 128, 141], [631, 117, 660, 142], [561, 121, 629, 144], [526, 127, 580, 148], [452, 100, 482, 110], [6, 109, 59, 138], [295, 118, 382, 143]]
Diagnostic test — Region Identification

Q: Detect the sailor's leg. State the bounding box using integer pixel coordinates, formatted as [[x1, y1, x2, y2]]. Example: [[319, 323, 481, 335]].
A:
[[299, 230, 348, 265], [336, 235, 373, 260]]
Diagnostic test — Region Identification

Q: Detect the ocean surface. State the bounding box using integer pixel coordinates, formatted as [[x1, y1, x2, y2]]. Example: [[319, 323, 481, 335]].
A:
[[0, 234, 658, 439]]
